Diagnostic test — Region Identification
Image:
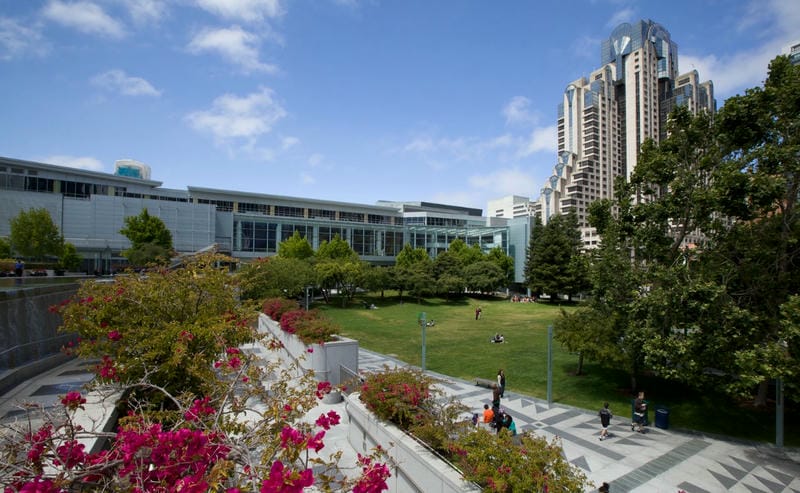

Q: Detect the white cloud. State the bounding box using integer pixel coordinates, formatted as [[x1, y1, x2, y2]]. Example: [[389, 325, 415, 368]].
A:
[[468, 167, 538, 196], [300, 172, 315, 184], [502, 96, 536, 126], [42, 1, 125, 39], [188, 26, 277, 74], [193, 0, 282, 22], [519, 125, 557, 157], [0, 17, 49, 60], [281, 136, 299, 150], [43, 155, 105, 172], [605, 8, 635, 29], [681, 0, 800, 100], [185, 87, 287, 143], [91, 69, 161, 96], [308, 153, 324, 166], [124, 0, 168, 26]]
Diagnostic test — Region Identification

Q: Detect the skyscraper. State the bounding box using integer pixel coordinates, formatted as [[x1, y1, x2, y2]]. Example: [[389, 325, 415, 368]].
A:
[[533, 20, 715, 248]]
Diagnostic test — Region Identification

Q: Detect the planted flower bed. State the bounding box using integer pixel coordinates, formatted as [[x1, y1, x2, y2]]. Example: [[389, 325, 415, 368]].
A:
[[259, 298, 358, 386]]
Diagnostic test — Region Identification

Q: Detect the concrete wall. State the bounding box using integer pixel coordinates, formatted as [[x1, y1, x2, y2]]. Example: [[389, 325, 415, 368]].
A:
[[347, 394, 481, 493], [0, 283, 79, 394], [257, 313, 359, 385]]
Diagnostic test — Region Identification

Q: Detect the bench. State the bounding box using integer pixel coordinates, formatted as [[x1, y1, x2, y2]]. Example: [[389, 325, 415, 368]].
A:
[[475, 378, 495, 388]]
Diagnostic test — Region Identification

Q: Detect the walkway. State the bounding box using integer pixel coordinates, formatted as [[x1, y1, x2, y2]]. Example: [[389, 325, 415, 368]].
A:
[[2, 350, 799, 492]]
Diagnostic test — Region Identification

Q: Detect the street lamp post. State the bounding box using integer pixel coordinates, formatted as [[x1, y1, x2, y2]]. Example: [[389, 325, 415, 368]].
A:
[[418, 312, 427, 372], [547, 324, 553, 407]]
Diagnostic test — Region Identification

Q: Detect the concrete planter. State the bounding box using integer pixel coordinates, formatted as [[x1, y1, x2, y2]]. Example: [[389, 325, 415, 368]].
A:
[[346, 393, 481, 493], [257, 313, 358, 385]]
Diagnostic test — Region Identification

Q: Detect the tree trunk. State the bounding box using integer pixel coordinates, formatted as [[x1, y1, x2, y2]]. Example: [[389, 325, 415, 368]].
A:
[[630, 374, 637, 394], [576, 352, 584, 376], [753, 380, 768, 407]]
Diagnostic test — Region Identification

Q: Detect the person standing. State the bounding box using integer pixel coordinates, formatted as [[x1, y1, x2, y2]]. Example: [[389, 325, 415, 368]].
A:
[[491, 383, 501, 409], [632, 391, 647, 433], [475, 306, 482, 320], [599, 402, 612, 440], [497, 369, 506, 398]]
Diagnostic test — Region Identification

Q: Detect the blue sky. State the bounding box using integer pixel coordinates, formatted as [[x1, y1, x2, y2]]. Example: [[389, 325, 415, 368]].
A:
[[1, 0, 797, 212]]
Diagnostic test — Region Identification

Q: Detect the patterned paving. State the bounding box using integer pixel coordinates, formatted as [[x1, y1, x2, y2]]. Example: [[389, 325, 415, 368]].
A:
[[359, 349, 800, 492]]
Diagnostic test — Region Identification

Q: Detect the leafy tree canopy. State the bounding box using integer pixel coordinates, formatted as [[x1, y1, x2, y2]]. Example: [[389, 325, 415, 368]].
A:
[[9, 207, 63, 260], [278, 231, 314, 259]]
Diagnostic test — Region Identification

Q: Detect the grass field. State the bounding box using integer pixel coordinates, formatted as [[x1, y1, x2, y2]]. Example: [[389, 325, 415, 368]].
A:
[[316, 292, 799, 446]]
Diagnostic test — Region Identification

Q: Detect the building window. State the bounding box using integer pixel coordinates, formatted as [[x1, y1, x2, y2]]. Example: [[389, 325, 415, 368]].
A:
[[339, 211, 364, 223], [274, 205, 304, 218]]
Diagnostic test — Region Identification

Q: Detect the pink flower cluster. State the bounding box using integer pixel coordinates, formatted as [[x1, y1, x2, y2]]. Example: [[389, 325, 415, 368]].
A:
[[280, 426, 325, 453], [261, 460, 313, 493], [60, 391, 87, 411], [353, 454, 391, 493], [183, 396, 216, 422], [96, 355, 118, 381]]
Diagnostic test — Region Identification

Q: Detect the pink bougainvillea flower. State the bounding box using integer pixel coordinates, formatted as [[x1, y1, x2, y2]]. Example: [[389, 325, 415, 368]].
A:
[[107, 330, 122, 342], [61, 391, 87, 411]]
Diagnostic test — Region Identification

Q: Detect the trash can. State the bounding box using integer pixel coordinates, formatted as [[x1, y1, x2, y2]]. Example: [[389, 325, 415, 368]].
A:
[[655, 406, 669, 429]]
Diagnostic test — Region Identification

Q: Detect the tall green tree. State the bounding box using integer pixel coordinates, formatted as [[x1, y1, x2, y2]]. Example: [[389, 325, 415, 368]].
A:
[[432, 250, 464, 297], [704, 54, 800, 404], [278, 231, 314, 259], [119, 208, 173, 266], [9, 208, 63, 260], [394, 244, 433, 302], [526, 212, 587, 301], [523, 215, 544, 292], [486, 246, 514, 288], [314, 234, 361, 305], [463, 260, 505, 294], [59, 242, 82, 272]]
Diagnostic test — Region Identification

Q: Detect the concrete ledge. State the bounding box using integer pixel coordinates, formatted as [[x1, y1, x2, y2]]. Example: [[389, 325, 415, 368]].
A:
[[346, 393, 480, 493], [0, 353, 75, 396]]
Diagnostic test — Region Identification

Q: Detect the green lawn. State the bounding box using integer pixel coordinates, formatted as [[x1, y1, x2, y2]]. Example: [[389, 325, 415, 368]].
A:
[[316, 293, 799, 446]]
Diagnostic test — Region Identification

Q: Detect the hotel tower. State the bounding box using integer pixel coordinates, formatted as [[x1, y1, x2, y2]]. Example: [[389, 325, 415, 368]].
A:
[[533, 20, 715, 248]]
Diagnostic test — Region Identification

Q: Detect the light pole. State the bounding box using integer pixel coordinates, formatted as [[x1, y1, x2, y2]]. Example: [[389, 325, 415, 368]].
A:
[[547, 324, 553, 407], [304, 286, 312, 311], [418, 312, 427, 372]]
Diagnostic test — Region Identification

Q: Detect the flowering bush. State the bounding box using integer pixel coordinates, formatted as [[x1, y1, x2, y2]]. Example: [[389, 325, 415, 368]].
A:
[[262, 297, 300, 321], [449, 427, 588, 492], [4, 254, 392, 492], [279, 309, 340, 344], [53, 253, 256, 408], [359, 366, 589, 492]]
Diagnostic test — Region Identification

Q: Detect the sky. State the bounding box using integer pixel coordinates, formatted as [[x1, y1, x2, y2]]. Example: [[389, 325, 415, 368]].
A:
[[1, 0, 798, 213]]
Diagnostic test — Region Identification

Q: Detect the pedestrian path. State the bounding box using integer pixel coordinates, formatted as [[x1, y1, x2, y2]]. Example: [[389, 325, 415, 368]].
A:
[[2, 349, 799, 492], [358, 348, 800, 493]]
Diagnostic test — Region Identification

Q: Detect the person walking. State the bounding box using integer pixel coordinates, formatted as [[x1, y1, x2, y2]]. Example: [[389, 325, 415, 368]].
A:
[[497, 369, 506, 398], [599, 402, 612, 440]]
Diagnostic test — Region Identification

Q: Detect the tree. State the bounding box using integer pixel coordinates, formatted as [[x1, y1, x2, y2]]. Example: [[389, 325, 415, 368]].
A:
[[119, 208, 173, 266], [523, 215, 544, 292], [486, 246, 514, 288], [526, 212, 587, 301], [393, 244, 433, 302], [278, 230, 314, 259], [59, 241, 82, 271], [0, 237, 11, 259], [237, 256, 315, 301], [314, 234, 361, 305], [432, 250, 464, 297], [9, 208, 63, 260], [463, 260, 505, 294], [709, 54, 800, 404]]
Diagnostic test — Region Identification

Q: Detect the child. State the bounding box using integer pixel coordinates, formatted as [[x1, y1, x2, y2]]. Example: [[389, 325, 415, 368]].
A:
[[599, 402, 612, 440]]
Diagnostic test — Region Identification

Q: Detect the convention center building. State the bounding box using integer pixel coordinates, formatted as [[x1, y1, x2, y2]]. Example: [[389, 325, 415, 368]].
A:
[[0, 156, 531, 284]]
